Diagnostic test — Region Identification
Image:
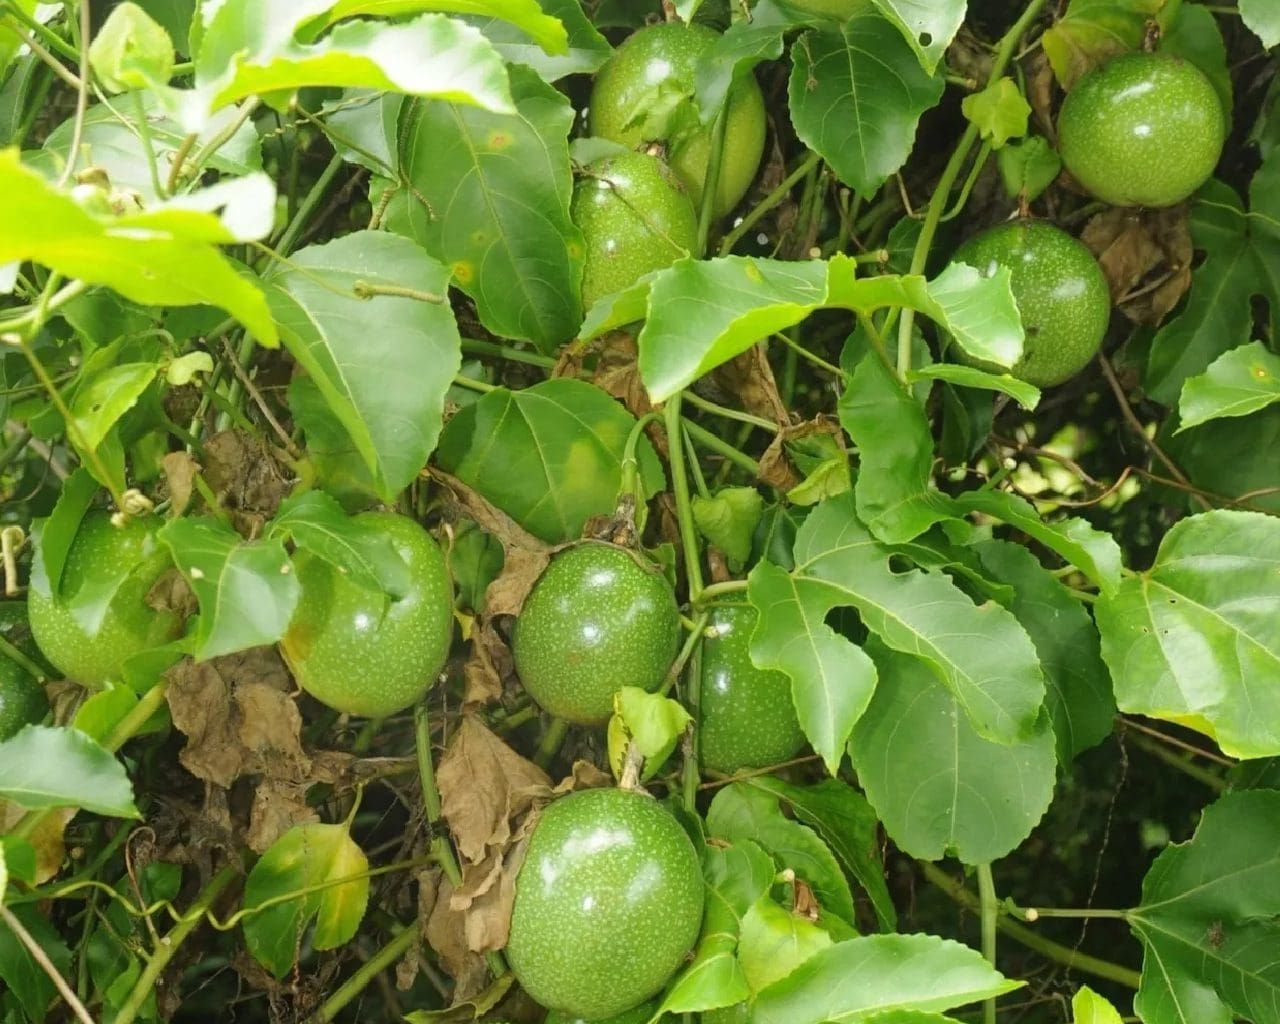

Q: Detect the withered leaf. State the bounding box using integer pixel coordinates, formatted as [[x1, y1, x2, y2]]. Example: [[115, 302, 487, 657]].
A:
[[712, 343, 790, 425], [201, 429, 290, 522], [425, 873, 490, 1000], [1080, 205, 1192, 325], [162, 451, 200, 516], [758, 416, 843, 492]]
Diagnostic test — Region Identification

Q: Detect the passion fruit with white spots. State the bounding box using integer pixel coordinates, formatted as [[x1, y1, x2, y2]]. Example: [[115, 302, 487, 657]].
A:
[[512, 542, 679, 725], [506, 787, 704, 1018]]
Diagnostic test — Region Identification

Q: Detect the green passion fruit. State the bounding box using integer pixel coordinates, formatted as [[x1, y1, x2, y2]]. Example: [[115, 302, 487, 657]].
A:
[[1057, 52, 1226, 208], [700, 604, 805, 774], [544, 998, 659, 1024], [281, 512, 453, 718], [588, 22, 766, 219], [512, 543, 679, 725], [0, 655, 47, 740], [572, 151, 698, 311], [27, 511, 183, 687], [506, 788, 704, 1018], [952, 219, 1111, 388]]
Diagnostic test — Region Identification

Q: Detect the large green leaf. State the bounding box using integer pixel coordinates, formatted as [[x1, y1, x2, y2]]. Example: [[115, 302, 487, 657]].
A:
[[850, 645, 1056, 864], [265, 231, 461, 502], [0, 149, 277, 343], [194, 1, 514, 119], [472, 0, 611, 81], [750, 494, 1045, 750], [1241, 0, 1280, 47], [396, 65, 582, 351], [787, 14, 944, 198], [435, 378, 664, 543], [317, 0, 569, 56], [1095, 510, 1280, 759], [243, 823, 370, 979], [870, 0, 966, 75], [739, 896, 833, 994], [159, 517, 301, 660], [974, 540, 1115, 765], [1177, 340, 1280, 431], [707, 783, 855, 922], [1145, 155, 1280, 406], [0, 725, 138, 818], [1127, 791, 1280, 1024], [751, 933, 1021, 1024]]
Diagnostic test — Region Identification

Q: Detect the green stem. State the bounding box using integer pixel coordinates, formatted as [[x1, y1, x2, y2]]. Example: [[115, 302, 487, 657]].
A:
[[166, 133, 198, 194], [0, 633, 45, 681], [533, 717, 570, 772], [683, 427, 710, 499], [665, 394, 705, 602], [112, 866, 239, 1024], [271, 150, 345, 259], [453, 374, 496, 393], [53, 0, 90, 190], [978, 864, 998, 1024], [187, 96, 261, 183], [461, 338, 556, 369], [1127, 732, 1226, 792], [620, 410, 663, 507], [2, 5, 79, 61], [681, 643, 703, 813], [940, 141, 992, 222], [104, 680, 170, 752], [695, 579, 749, 606], [684, 421, 760, 477], [719, 151, 822, 256], [696, 105, 729, 256], [311, 923, 418, 1023], [683, 390, 777, 432], [131, 90, 165, 200], [774, 332, 845, 379], [660, 611, 709, 696], [920, 863, 1141, 989]]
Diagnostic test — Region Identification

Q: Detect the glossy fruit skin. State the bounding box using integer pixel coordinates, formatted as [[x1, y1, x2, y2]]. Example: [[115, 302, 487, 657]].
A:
[[953, 220, 1111, 387], [1057, 53, 1225, 208], [572, 151, 699, 311], [699, 604, 805, 774], [27, 512, 182, 687], [0, 656, 47, 740], [512, 543, 679, 725], [588, 22, 766, 219], [281, 512, 453, 718], [544, 997, 659, 1024], [507, 788, 704, 1018]]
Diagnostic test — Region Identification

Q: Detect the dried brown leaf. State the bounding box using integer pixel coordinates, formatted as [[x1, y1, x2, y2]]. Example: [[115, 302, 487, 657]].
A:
[[146, 566, 197, 619], [758, 416, 843, 491], [453, 833, 532, 953], [202, 429, 290, 521], [0, 800, 73, 883], [162, 451, 200, 516], [246, 778, 317, 854], [425, 874, 490, 1000], [1080, 206, 1192, 325], [713, 343, 790, 425]]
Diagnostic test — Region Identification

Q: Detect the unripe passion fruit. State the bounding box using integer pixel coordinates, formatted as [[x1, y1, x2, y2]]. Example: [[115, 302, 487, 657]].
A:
[[281, 512, 453, 718], [544, 997, 659, 1024], [0, 655, 47, 739], [506, 788, 704, 1018]]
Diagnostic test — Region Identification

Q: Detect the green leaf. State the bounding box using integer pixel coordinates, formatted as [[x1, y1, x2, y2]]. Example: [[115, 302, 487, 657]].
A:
[[265, 231, 461, 502], [0, 725, 138, 817], [747, 776, 897, 932], [707, 783, 855, 922], [787, 15, 944, 198], [960, 77, 1029, 148], [751, 933, 1021, 1024], [31, 468, 98, 600], [317, 0, 569, 56], [1127, 791, 1280, 1024], [912, 262, 1023, 368], [974, 540, 1115, 765], [194, 2, 514, 119], [1041, 0, 1172, 88], [752, 494, 1046, 748], [0, 905, 74, 1023], [435, 378, 664, 544], [1177, 341, 1280, 431], [395, 66, 581, 351], [268, 490, 412, 597], [1072, 986, 1124, 1024], [996, 135, 1061, 204], [1145, 154, 1280, 406], [870, 0, 965, 75], [907, 364, 1041, 409], [1096, 510, 1280, 758], [69, 361, 158, 455], [74, 682, 167, 742], [839, 352, 958, 544], [0, 150, 277, 344], [159, 517, 300, 660], [692, 487, 764, 572], [862, 1015, 963, 1024], [1, 836, 35, 887], [90, 2, 176, 92], [287, 377, 380, 510], [1241, 0, 1280, 48], [243, 823, 370, 979], [739, 896, 833, 993], [851, 644, 1056, 864], [694, 0, 794, 120], [608, 686, 691, 781], [472, 0, 611, 81], [953, 489, 1122, 597]]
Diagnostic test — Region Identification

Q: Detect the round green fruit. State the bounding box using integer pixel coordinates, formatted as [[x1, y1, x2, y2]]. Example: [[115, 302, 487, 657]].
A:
[[512, 543, 679, 725], [507, 788, 704, 1018], [572, 151, 699, 311], [588, 22, 766, 219], [281, 512, 454, 718], [27, 511, 183, 687], [699, 604, 805, 774], [952, 219, 1111, 387], [544, 998, 659, 1024], [1057, 52, 1225, 208], [0, 656, 47, 740]]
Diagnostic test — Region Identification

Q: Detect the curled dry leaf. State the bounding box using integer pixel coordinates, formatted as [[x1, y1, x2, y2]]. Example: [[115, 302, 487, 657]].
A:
[[710, 342, 791, 426], [558, 331, 652, 423], [424, 871, 491, 1001], [201, 429, 292, 530], [758, 415, 845, 492], [1024, 51, 1055, 138], [1080, 205, 1192, 325], [162, 451, 200, 516], [146, 566, 197, 619]]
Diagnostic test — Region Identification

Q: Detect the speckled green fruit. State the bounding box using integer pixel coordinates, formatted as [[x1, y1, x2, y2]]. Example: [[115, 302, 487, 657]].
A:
[[27, 512, 182, 687], [953, 220, 1111, 387], [281, 513, 453, 718], [545, 997, 659, 1024], [1057, 53, 1225, 208], [573, 151, 698, 311], [0, 656, 47, 739], [507, 788, 704, 1018], [512, 543, 679, 725], [700, 604, 804, 774], [588, 22, 766, 219]]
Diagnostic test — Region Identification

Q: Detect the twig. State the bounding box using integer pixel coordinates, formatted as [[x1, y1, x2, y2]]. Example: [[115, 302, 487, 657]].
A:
[[0, 906, 95, 1024], [219, 337, 302, 459]]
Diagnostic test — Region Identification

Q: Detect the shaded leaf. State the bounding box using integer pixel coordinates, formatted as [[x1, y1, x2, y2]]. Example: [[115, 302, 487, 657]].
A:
[[0, 905, 74, 1023], [692, 487, 765, 572], [694, 0, 795, 120], [1241, 0, 1280, 48], [69, 362, 158, 454], [907, 364, 1040, 409], [0, 725, 138, 818], [1177, 340, 1280, 431]]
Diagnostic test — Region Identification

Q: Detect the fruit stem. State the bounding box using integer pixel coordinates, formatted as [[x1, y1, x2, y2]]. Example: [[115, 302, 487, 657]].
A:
[[310, 920, 418, 1023], [533, 716, 570, 771], [977, 863, 998, 1024], [696, 104, 730, 256], [680, 642, 703, 814], [0, 632, 46, 681], [719, 151, 823, 257], [694, 579, 748, 607], [684, 420, 761, 477], [665, 394, 705, 602], [461, 338, 556, 369], [660, 610, 709, 696]]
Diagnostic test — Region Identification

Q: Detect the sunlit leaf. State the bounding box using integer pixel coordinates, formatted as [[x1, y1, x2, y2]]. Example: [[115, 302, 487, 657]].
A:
[[1177, 340, 1280, 431], [0, 725, 138, 817]]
